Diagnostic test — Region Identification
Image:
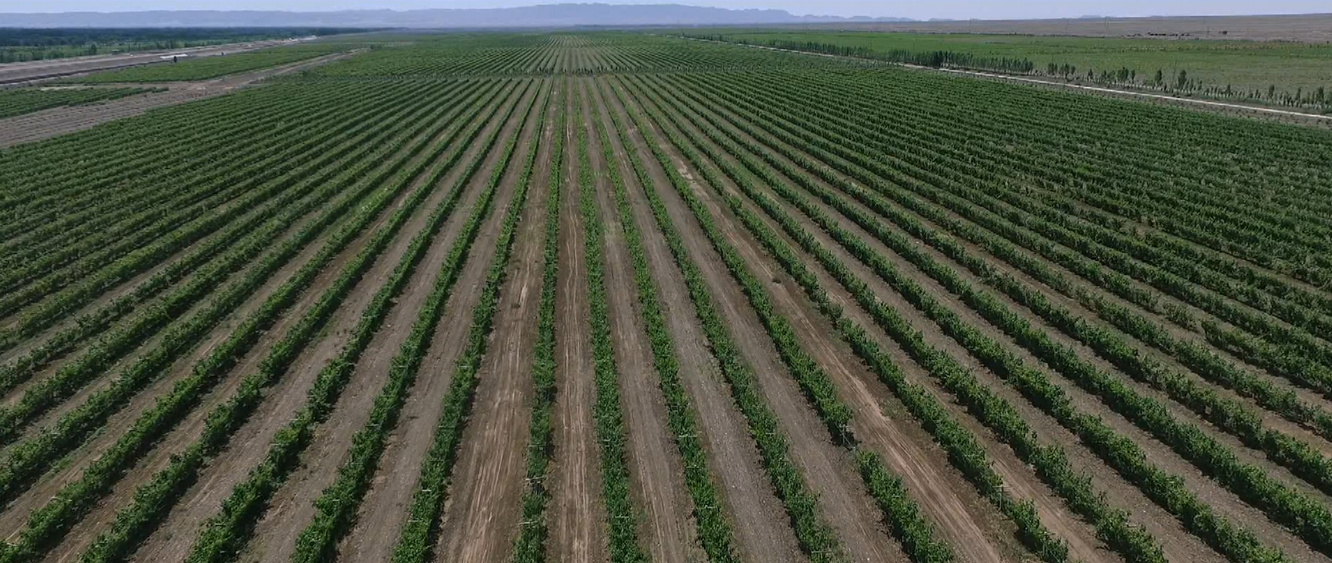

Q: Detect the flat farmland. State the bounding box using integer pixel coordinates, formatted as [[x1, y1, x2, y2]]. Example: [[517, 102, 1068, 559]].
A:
[[1, 32, 1331, 563]]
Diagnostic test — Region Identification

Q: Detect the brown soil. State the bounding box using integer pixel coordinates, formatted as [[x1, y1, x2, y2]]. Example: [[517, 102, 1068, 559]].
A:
[[677, 77, 1316, 562], [658, 81, 1115, 563], [332, 80, 539, 563], [0, 188, 327, 407], [166, 80, 535, 563], [0, 176, 360, 543], [638, 80, 1024, 563], [2, 169, 354, 551], [0, 224, 242, 371], [21, 90, 481, 560], [724, 105, 1328, 562], [589, 77, 806, 563], [235, 84, 545, 563], [579, 78, 703, 563], [604, 75, 910, 563], [0, 52, 353, 149], [427, 81, 551, 562], [1020, 196, 1332, 423], [802, 175, 1233, 563], [545, 77, 611, 563], [676, 69, 1332, 559]]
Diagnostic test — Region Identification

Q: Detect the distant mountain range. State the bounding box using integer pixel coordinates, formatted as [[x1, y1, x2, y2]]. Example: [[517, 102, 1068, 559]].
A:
[[0, 3, 913, 28]]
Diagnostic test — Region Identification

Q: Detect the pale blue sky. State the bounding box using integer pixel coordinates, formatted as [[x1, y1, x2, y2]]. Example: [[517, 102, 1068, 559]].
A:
[[11, 0, 1328, 19]]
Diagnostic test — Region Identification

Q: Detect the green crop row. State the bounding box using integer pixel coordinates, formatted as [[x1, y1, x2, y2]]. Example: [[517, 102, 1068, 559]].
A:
[[0, 83, 374, 301], [512, 82, 567, 563], [0, 78, 482, 514], [0, 85, 390, 320], [294, 79, 545, 563], [610, 78, 954, 563], [649, 71, 1309, 562], [388, 81, 544, 563], [0, 81, 455, 398], [659, 72, 1332, 502], [764, 68, 1332, 287], [664, 70, 1332, 556], [181, 79, 534, 563], [0, 85, 298, 214], [569, 90, 649, 563], [0, 87, 158, 118], [0, 80, 468, 431], [722, 70, 1332, 393], [588, 80, 740, 562], [688, 69, 1332, 445], [596, 79, 848, 563], [627, 73, 1073, 563], [0, 80, 511, 563]]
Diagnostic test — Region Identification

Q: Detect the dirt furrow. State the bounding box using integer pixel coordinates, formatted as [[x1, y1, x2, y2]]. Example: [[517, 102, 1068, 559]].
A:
[[28, 87, 486, 560], [737, 125, 1330, 561], [236, 84, 543, 563], [690, 75, 1332, 561], [0, 199, 325, 405], [0, 189, 334, 426], [605, 77, 909, 563], [123, 81, 530, 563], [672, 83, 1229, 563], [546, 80, 610, 563], [46, 168, 429, 563], [650, 85, 1023, 563], [334, 82, 536, 563], [0, 187, 349, 544], [591, 77, 805, 563], [762, 160, 1116, 563], [430, 83, 553, 563], [580, 78, 702, 563], [798, 153, 1326, 562], [7, 171, 368, 557]]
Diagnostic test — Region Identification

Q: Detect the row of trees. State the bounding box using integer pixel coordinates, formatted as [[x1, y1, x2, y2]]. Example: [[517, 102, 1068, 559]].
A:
[[682, 33, 1329, 111], [1063, 66, 1331, 109], [684, 33, 1037, 73]]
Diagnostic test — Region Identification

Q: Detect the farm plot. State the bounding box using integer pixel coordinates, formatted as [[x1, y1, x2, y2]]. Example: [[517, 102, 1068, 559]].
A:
[[0, 87, 157, 119], [58, 45, 344, 84], [1, 31, 1331, 563]]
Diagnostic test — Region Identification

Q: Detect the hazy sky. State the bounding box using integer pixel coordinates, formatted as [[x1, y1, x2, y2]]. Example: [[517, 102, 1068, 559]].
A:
[[12, 0, 1329, 20]]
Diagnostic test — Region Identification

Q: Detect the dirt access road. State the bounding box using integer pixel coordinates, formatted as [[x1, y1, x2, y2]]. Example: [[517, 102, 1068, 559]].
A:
[[0, 51, 354, 149], [0, 37, 318, 86]]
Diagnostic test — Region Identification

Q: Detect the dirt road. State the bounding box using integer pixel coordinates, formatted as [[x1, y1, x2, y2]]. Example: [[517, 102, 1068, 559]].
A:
[[0, 51, 353, 149]]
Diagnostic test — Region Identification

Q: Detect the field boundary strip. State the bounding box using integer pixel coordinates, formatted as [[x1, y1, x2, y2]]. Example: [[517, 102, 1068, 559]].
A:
[[679, 36, 1332, 123]]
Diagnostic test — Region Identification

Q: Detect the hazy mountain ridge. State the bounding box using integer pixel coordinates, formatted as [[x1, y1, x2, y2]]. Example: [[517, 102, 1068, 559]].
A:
[[0, 4, 913, 28]]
